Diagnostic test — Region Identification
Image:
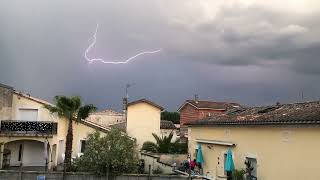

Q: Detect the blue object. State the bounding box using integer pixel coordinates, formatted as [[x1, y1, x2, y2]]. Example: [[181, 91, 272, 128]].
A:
[[196, 144, 204, 164], [224, 149, 235, 172], [37, 175, 46, 180]]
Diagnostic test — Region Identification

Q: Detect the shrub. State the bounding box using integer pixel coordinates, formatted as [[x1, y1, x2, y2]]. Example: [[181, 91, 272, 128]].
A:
[[233, 169, 246, 180], [72, 129, 138, 176], [152, 166, 163, 174]]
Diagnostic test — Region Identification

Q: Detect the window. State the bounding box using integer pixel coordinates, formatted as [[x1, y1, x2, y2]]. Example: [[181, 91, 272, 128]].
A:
[[80, 140, 86, 153], [246, 157, 257, 178], [19, 108, 38, 121]]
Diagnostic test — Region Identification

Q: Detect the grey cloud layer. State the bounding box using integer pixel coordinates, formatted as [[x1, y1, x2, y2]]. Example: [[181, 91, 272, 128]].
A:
[[1, 0, 320, 110]]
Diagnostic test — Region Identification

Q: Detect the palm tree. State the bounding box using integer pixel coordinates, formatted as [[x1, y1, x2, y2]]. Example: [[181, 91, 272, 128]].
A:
[[44, 96, 96, 171], [142, 132, 178, 153]]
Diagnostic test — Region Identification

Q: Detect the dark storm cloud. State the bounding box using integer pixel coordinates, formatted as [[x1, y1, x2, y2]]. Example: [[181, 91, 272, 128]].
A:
[[1, 0, 320, 110]]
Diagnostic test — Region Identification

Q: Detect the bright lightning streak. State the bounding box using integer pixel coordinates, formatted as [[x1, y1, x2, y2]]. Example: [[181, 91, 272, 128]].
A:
[[84, 24, 162, 64]]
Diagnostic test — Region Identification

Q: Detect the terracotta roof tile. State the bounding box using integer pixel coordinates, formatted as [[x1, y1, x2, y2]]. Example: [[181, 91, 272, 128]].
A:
[[178, 100, 242, 111], [187, 101, 320, 126], [160, 120, 177, 129]]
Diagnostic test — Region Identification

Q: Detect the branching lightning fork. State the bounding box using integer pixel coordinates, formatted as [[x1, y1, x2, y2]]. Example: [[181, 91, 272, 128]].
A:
[[84, 24, 161, 64]]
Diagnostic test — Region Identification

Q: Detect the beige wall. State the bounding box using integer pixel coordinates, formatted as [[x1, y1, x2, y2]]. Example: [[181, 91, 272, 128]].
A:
[[71, 121, 107, 158], [127, 102, 161, 147], [188, 126, 320, 180], [11, 94, 59, 122]]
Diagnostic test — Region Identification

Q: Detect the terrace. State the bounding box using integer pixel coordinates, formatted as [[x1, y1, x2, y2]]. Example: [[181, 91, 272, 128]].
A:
[[0, 120, 58, 136]]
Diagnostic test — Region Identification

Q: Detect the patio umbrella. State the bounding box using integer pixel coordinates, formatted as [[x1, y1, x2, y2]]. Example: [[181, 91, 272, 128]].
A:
[[196, 144, 204, 164], [224, 149, 235, 172]]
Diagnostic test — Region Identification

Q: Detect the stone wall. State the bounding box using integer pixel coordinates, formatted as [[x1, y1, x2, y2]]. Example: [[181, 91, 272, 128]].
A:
[[0, 170, 189, 180], [140, 152, 173, 174]]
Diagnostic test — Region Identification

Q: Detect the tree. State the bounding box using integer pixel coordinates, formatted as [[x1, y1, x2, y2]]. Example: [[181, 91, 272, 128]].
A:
[[73, 129, 139, 176], [141, 132, 187, 154], [161, 111, 180, 124], [44, 96, 96, 171]]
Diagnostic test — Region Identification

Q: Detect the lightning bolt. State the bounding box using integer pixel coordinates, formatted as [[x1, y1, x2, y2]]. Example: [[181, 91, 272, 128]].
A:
[[84, 24, 162, 64]]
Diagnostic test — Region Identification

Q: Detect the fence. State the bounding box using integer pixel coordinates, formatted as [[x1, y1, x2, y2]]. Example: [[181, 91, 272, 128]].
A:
[[0, 170, 190, 180]]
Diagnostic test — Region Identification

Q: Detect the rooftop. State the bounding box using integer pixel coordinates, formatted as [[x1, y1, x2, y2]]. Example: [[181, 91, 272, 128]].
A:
[[90, 109, 123, 115], [128, 99, 164, 111], [160, 120, 177, 129], [178, 100, 241, 111], [13, 90, 54, 106], [0, 83, 13, 90], [187, 101, 320, 126]]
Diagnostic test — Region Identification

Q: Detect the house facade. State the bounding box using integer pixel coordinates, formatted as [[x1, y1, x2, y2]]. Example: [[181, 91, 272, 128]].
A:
[[178, 99, 240, 136], [126, 99, 163, 147], [0, 83, 108, 170], [187, 101, 320, 180], [86, 109, 124, 127]]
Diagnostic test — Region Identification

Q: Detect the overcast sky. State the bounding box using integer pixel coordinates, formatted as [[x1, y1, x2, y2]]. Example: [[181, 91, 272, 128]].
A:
[[1, 0, 320, 111]]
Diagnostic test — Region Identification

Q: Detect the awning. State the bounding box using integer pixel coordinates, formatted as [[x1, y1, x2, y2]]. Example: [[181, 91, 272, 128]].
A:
[[195, 139, 236, 146]]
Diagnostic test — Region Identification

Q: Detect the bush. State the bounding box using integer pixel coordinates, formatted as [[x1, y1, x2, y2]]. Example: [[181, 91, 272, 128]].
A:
[[141, 141, 158, 153], [152, 166, 163, 174], [72, 129, 139, 176], [233, 169, 246, 180]]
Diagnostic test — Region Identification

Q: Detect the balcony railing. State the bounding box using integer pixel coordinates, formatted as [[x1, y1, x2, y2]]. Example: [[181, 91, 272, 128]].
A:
[[0, 120, 58, 135]]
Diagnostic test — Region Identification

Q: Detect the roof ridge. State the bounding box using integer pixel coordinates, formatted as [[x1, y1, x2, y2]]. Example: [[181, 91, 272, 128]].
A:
[[187, 99, 239, 104], [128, 98, 164, 110]]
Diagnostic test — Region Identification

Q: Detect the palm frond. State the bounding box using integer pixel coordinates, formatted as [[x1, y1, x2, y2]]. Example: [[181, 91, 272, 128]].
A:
[[152, 133, 162, 145], [71, 96, 81, 110], [77, 104, 97, 121], [56, 96, 73, 112], [44, 104, 63, 117]]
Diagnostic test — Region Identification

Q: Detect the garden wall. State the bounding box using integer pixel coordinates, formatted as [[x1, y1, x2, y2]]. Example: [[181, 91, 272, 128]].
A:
[[140, 153, 173, 174], [0, 170, 190, 180], [140, 152, 188, 174]]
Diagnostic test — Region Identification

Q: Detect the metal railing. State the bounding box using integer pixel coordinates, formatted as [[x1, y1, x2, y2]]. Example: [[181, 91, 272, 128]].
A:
[[0, 120, 58, 135]]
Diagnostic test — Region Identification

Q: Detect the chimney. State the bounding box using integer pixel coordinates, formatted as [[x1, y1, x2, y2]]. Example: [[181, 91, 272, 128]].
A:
[[123, 97, 128, 112], [123, 97, 128, 131], [194, 94, 199, 103]]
